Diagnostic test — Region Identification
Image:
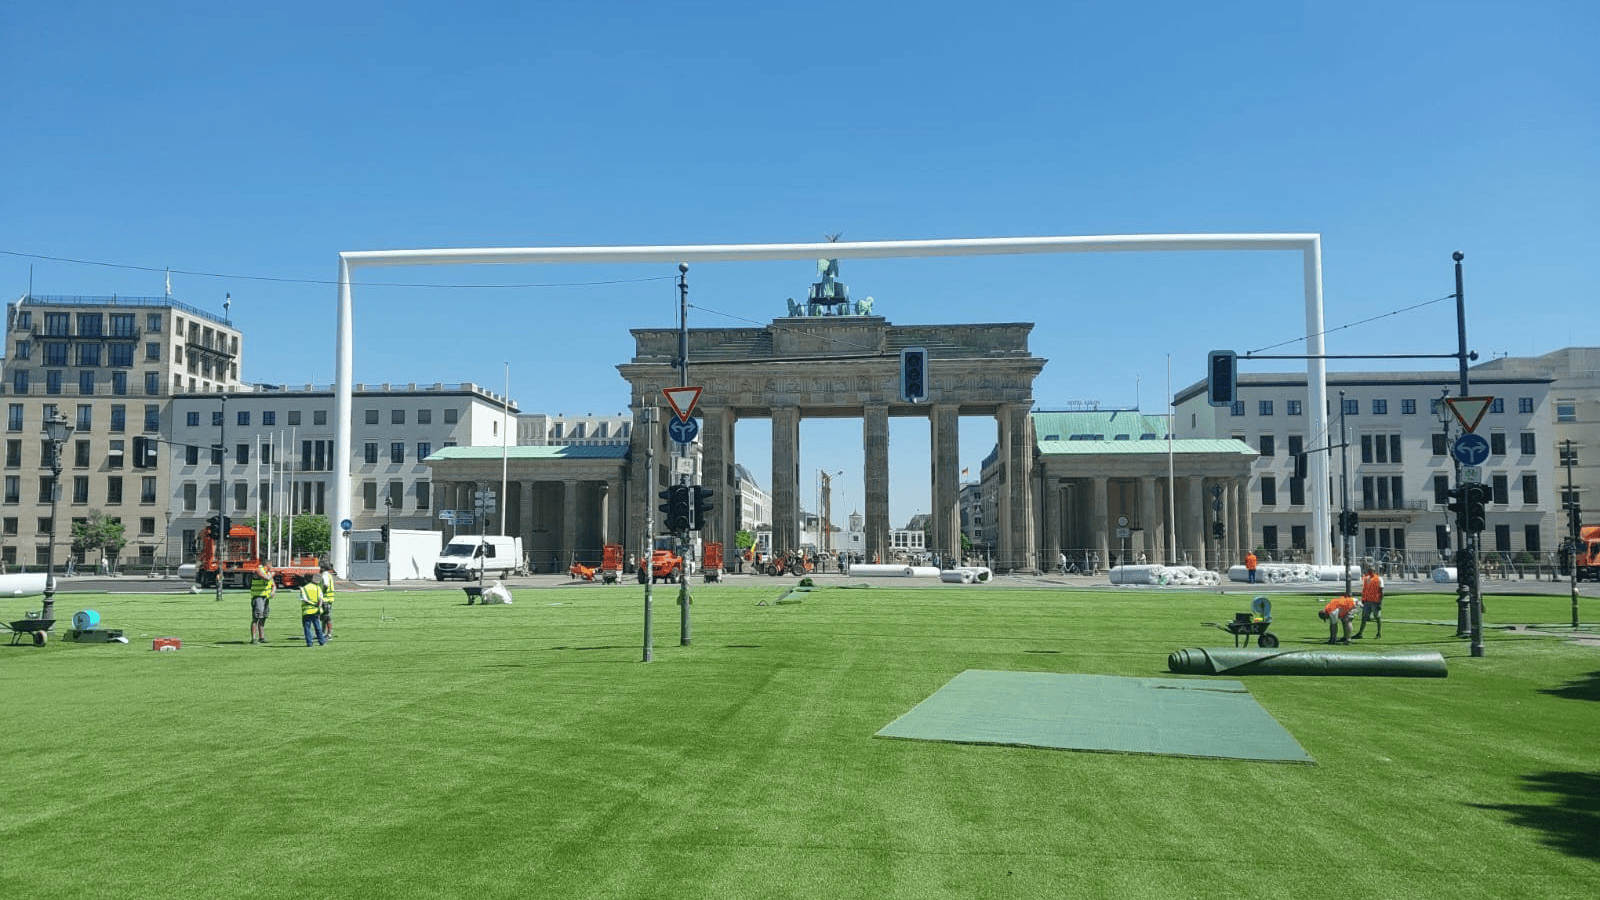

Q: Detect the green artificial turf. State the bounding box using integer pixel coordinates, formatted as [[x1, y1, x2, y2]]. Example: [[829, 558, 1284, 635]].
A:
[[2, 584, 1597, 900]]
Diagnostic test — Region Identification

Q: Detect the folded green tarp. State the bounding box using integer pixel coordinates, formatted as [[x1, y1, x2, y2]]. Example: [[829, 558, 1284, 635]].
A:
[[1168, 647, 1448, 678]]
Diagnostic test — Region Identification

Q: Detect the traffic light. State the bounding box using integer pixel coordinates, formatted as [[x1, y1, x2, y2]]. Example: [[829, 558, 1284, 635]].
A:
[[900, 347, 927, 403], [690, 485, 714, 532], [381, 524, 391, 542], [1445, 486, 1466, 531], [658, 485, 691, 533], [1465, 483, 1489, 533], [1456, 547, 1478, 586], [1345, 510, 1361, 537], [1207, 350, 1237, 407], [1293, 452, 1308, 480], [131, 435, 158, 469], [1212, 520, 1225, 540], [206, 514, 232, 540]]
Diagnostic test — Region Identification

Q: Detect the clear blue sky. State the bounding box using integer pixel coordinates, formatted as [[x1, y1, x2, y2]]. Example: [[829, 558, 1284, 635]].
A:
[[3, 1, 1594, 527]]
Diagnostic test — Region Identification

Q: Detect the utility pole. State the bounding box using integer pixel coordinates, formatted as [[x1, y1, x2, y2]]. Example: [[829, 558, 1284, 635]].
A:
[[1454, 252, 1484, 658], [642, 406, 655, 663], [676, 263, 692, 647], [1339, 391, 1354, 599], [1564, 439, 1580, 628]]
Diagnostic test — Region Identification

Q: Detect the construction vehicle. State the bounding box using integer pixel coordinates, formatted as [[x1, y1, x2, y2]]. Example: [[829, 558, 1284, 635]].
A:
[[650, 547, 684, 584], [194, 520, 320, 589], [600, 544, 624, 584], [1573, 525, 1600, 582], [701, 542, 723, 583]]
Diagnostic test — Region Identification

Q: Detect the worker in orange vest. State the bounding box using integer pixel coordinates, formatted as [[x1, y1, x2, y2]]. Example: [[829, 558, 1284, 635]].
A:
[[1319, 595, 1360, 645]]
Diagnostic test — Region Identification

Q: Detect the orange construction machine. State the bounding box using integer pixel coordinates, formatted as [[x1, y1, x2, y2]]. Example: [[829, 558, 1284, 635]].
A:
[[600, 544, 624, 584], [1573, 525, 1599, 582], [194, 519, 320, 589]]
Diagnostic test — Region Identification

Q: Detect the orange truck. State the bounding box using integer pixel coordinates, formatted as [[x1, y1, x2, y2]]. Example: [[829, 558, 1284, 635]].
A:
[[195, 522, 320, 589], [1574, 525, 1600, 582]]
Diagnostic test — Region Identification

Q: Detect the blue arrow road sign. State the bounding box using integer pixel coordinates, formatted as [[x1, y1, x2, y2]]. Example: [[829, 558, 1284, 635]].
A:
[[667, 416, 700, 445], [1452, 433, 1491, 467]]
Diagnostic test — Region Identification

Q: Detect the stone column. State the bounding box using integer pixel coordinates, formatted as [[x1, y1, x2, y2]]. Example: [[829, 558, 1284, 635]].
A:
[[626, 405, 654, 554], [700, 406, 733, 555], [597, 482, 610, 546], [1091, 475, 1110, 570], [1187, 476, 1205, 569], [1237, 477, 1252, 557], [930, 404, 960, 563], [863, 402, 890, 563], [521, 476, 535, 561], [1043, 473, 1061, 568], [1140, 476, 1158, 562], [771, 406, 800, 554], [560, 479, 577, 568], [995, 404, 1036, 571]]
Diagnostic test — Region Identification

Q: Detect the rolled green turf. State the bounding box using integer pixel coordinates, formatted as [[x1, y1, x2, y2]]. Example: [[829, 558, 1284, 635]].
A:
[[1167, 647, 1448, 677]]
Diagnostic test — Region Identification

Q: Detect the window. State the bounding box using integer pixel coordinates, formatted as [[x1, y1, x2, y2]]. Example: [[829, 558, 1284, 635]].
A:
[[1489, 398, 1504, 414], [186, 411, 199, 427], [108, 440, 124, 468], [1556, 400, 1576, 423], [76, 404, 92, 432], [389, 480, 404, 508], [77, 313, 102, 336], [1230, 401, 1244, 416], [236, 443, 250, 465], [1491, 474, 1508, 505], [1286, 399, 1302, 417], [1521, 474, 1538, 504], [313, 410, 327, 426], [142, 477, 157, 504], [12, 370, 27, 394], [73, 475, 89, 503], [6, 405, 20, 432], [145, 372, 161, 395], [211, 444, 223, 466], [1490, 433, 1506, 456], [263, 411, 275, 426], [110, 313, 135, 337], [4, 441, 17, 467], [79, 371, 95, 394], [1291, 525, 1306, 551], [1401, 399, 1416, 415], [147, 313, 162, 332], [390, 442, 405, 464], [186, 445, 199, 466], [106, 477, 122, 505], [76, 343, 102, 366], [416, 441, 431, 461], [74, 440, 90, 468], [44, 313, 68, 335], [1260, 475, 1277, 506], [144, 405, 160, 432], [1371, 399, 1387, 415], [1524, 524, 1541, 553], [1432, 433, 1448, 456], [11, 341, 26, 360], [112, 371, 127, 395], [44, 342, 67, 365], [1493, 524, 1511, 553], [237, 411, 250, 426], [364, 443, 378, 464], [1262, 525, 1278, 550], [1258, 400, 1273, 416], [141, 517, 155, 535], [1289, 475, 1305, 506], [392, 409, 405, 425], [46, 371, 61, 394], [1342, 398, 1358, 416], [1560, 444, 1580, 467], [145, 342, 161, 361], [235, 481, 249, 511], [415, 481, 430, 510], [1433, 474, 1451, 505], [1, 518, 13, 535], [1520, 433, 1536, 456], [365, 410, 379, 425], [3, 476, 16, 503], [260, 442, 273, 464], [444, 408, 459, 424], [287, 411, 301, 426], [15, 311, 30, 329], [363, 481, 377, 510], [417, 409, 432, 424], [1259, 435, 1274, 457], [1517, 397, 1533, 414]]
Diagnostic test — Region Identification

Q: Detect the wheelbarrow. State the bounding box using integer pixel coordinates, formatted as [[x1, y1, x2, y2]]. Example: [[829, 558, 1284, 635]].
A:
[[1204, 596, 1277, 648], [7, 616, 56, 646]]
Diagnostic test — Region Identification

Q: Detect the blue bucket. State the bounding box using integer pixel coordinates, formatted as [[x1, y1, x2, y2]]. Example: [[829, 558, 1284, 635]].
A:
[[72, 609, 100, 630]]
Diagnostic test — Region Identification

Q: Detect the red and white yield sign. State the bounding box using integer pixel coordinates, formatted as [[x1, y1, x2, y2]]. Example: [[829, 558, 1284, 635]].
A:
[[662, 386, 702, 423], [1445, 396, 1494, 434]]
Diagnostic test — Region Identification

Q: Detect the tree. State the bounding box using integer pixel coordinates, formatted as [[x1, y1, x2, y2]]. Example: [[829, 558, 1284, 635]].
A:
[[246, 514, 331, 559], [71, 511, 126, 569], [735, 530, 755, 551]]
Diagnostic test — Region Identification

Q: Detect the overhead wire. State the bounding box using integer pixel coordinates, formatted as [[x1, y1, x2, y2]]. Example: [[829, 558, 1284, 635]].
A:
[[1247, 293, 1457, 355]]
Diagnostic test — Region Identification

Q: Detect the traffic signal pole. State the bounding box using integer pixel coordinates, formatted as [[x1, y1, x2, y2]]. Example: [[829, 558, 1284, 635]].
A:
[[1338, 391, 1354, 599], [1454, 252, 1484, 658], [677, 263, 692, 647]]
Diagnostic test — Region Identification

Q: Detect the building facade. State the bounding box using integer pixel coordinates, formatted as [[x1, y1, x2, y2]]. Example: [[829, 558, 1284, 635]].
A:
[[2, 293, 241, 570]]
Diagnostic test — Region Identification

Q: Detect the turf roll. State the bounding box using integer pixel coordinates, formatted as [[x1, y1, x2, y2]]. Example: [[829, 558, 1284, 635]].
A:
[[1167, 647, 1448, 677]]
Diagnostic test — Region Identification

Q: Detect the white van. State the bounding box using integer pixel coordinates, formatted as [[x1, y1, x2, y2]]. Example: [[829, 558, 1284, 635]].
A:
[[433, 535, 524, 581]]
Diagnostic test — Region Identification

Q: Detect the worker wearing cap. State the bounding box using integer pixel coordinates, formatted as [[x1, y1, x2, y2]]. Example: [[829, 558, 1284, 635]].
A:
[[1319, 595, 1362, 645], [248, 564, 274, 644], [299, 576, 328, 646], [317, 562, 336, 639]]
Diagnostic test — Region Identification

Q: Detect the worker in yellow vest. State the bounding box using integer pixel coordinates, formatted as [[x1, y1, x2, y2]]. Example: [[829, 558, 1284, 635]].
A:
[[248, 564, 275, 644], [317, 562, 337, 639], [299, 576, 328, 646]]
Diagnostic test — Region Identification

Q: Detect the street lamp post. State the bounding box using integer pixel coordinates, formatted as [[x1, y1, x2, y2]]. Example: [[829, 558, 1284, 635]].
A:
[[384, 492, 393, 586], [42, 411, 74, 625]]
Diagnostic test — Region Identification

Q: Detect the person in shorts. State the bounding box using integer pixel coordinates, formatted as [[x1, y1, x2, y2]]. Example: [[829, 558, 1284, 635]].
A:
[[317, 562, 336, 639], [1319, 595, 1361, 645], [248, 564, 274, 644]]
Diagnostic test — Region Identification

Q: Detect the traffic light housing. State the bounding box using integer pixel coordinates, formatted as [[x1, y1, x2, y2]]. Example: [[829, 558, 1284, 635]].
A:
[[131, 435, 158, 469], [1455, 547, 1477, 586], [1346, 510, 1361, 537], [206, 514, 232, 540], [690, 485, 714, 532], [1212, 520, 1224, 540], [1465, 483, 1489, 532], [1207, 350, 1237, 407], [658, 485, 691, 533], [1445, 486, 1466, 530], [381, 524, 391, 542], [1293, 452, 1308, 480], [900, 347, 927, 403]]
